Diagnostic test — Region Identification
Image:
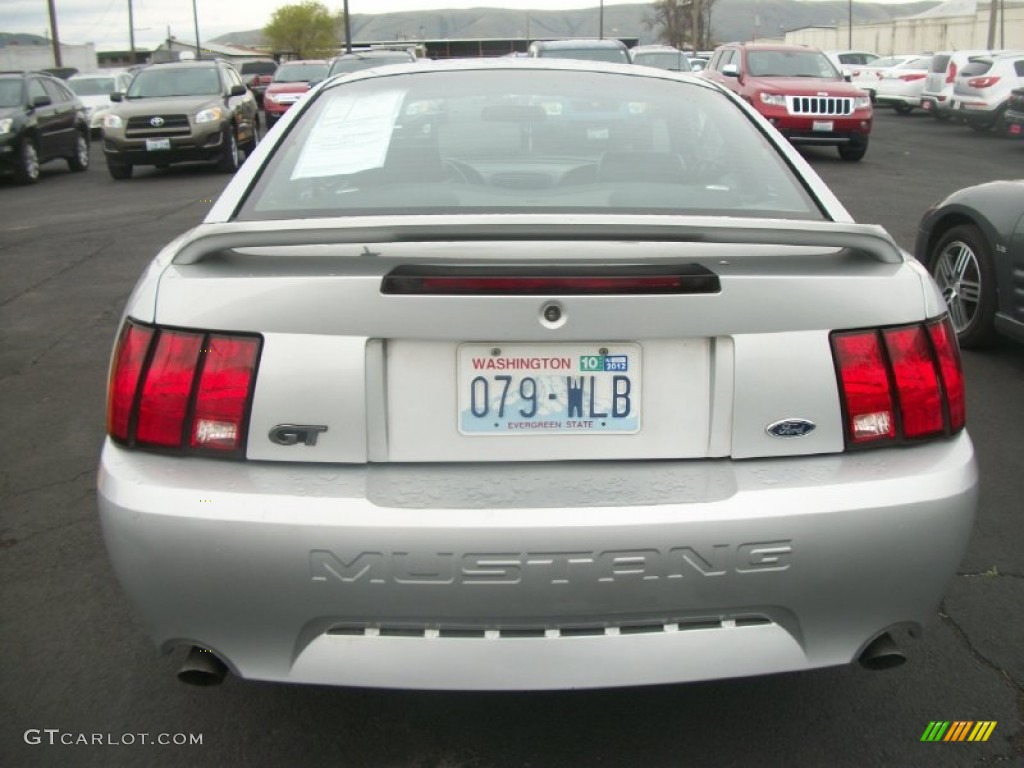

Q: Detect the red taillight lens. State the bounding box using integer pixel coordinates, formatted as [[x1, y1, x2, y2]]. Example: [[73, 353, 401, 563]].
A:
[[832, 331, 896, 444], [967, 76, 1000, 89], [928, 318, 966, 431], [883, 326, 943, 438], [107, 323, 155, 441], [900, 73, 926, 82], [190, 335, 261, 452], [106, 321, 262, 457], [946, 62, 957, 84], [832, 317, 966, 448]]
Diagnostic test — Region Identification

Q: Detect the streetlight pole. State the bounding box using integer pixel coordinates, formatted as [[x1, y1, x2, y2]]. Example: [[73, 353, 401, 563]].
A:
[[848, 0, 852, 49], [599, 0, 604, 40]]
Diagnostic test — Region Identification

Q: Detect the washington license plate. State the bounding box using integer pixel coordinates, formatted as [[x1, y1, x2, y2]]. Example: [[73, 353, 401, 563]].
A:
[[458, 343, 641, 435], [813, 120, 834, 132], [146, 138, 171, 151]]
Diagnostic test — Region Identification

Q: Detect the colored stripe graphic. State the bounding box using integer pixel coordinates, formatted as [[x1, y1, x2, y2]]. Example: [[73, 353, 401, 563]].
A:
[[944, 721, 972, 741], [921, 721, 997, 742]]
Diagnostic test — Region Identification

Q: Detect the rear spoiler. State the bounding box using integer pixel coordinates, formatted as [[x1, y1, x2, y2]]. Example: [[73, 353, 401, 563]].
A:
[[170, 215, 905, 266]]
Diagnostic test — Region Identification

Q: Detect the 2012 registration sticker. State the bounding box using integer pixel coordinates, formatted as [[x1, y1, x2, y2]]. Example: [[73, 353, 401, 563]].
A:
[[457, 343, 641, 435]]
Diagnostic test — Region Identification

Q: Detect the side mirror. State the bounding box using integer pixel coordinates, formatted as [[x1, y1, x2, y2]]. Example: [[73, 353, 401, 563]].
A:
[[722, 63, 740, 78], [842, 68, 853, 82], [229, 84, 247, 96], [110, 92, 124, 102], [31, 94, 52, 108]]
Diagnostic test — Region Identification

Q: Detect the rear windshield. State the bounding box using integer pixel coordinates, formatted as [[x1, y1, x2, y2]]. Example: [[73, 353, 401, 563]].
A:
[[274, 63, 329, 83], [329, 54, 413, 76], [69, 77, 117, 96], [535, 47, 630, 64], [241, 62, 277, 75], [239, 69, 821, 221], [632, 52, 692, 71], [127, 68, 220, 98], [930, 55, 951, 73], [960, 60, 993, 77]]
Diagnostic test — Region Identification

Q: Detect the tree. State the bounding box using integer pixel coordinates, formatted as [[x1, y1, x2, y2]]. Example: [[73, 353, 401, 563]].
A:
[[264, 1, 342, 58], [645, 0, 718, 52]]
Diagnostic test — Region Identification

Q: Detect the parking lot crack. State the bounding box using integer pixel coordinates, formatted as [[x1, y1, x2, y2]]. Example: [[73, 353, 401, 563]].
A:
[[958, 568, 1024, 580], [8, 468, 95, 499], [0, 240, 115, 311]]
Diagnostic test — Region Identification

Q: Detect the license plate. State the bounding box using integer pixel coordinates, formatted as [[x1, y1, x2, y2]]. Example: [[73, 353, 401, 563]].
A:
[[953, 99, 962, 110], [922, 100, 932, 110], [146, 138, 171, 151], [813, 120, 834, 132], [1011, 123, 1022, 135], [458, 343, 641, 435]]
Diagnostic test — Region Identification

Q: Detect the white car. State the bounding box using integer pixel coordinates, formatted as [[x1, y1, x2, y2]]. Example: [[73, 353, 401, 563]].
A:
[[97, 59, 977, 692], [848, 54, 929, 102], [874, 55, 934, 114], [67, 71, 134, 136], [952, 51, 1024, 133]]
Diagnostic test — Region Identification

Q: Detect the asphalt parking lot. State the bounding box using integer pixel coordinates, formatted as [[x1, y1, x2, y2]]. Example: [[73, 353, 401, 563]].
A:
[[1, 109, 1022, 767]]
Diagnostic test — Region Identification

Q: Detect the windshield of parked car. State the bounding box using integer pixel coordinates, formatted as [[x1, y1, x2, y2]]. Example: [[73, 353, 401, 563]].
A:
[[0, 79, 23, 107], [274, 63, 330, 83], [329, 54, 413, 76], [240, 68, 821, 221], [747, 50, 840, 78], [126, 67, 221, 98], [69, 77, 117, 96], [536, 48, 631, 64], [632, 52, 692, 71]]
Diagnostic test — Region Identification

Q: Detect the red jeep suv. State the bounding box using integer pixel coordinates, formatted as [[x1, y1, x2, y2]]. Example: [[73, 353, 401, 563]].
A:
[[701, 43, 873, 161]]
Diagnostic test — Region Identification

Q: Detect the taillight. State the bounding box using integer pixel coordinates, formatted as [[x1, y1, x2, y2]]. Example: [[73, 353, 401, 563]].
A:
[[967, 76, 1000, 88], [106, 320, 261, 457], [831, 317, 966, 448], [946, 62, 957, 84], [900, 73, 926, 82]]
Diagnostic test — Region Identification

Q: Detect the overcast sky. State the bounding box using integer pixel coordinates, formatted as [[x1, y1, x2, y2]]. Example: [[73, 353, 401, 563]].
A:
[[6, 0, 671, 50]]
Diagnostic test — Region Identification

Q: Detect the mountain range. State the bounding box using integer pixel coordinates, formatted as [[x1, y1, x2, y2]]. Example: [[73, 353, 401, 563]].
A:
[[211, 1, 940, 50]]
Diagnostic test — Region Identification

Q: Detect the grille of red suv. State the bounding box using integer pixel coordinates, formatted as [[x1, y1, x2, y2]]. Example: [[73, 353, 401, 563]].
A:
[[787, 96, 855, 116]]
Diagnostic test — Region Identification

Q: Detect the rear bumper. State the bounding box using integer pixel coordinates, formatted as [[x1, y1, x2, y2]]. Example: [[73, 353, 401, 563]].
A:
[[97, 434, 977, 690]]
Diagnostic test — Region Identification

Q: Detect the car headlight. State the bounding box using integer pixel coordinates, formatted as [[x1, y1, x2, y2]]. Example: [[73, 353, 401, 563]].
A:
[[0, 118, 12, 135], [195, 107, 223, 124], [103, 113, 123, 129], [759, 92, 786, 107], [855, 95, 872, 109]]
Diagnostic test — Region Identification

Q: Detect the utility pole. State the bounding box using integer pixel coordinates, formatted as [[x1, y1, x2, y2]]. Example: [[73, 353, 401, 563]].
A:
[[848, 0, 853, 48], [128, 0, 136, 65], [47, 0, 62, 68], [344, 0, 352, 54], [192, 0, 201, 58], [599, 0, 604, 39]]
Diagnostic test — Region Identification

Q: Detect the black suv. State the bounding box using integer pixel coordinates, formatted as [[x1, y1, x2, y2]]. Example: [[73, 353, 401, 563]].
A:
[[0, 70, 90, 184], [101, 59, 258, 179]]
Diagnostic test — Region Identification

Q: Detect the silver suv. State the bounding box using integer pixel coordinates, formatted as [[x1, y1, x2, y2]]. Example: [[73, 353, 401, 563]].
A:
[[952, 52, 1024, 133], [920, 49, 995, 120]]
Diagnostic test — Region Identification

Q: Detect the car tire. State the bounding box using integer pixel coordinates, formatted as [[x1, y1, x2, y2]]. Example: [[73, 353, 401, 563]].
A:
[[928, 224, 998, 348], [892, 103, 913, 115], [967, 117, 994, 133], [14, 139, 41, 185], [217, 129, 240, 174], [68, 131, 90, 172], [107, 158, 133, 180], [837, 140, 868, 162], [932, 111, 951, 122]]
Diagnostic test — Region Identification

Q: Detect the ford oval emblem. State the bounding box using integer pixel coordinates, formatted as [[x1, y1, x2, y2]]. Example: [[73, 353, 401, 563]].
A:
[[766, 419, 816, 438]]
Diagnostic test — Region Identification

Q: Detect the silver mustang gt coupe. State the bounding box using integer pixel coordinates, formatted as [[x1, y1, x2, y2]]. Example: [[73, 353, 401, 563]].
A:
[[97, 59, 976, 691]]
